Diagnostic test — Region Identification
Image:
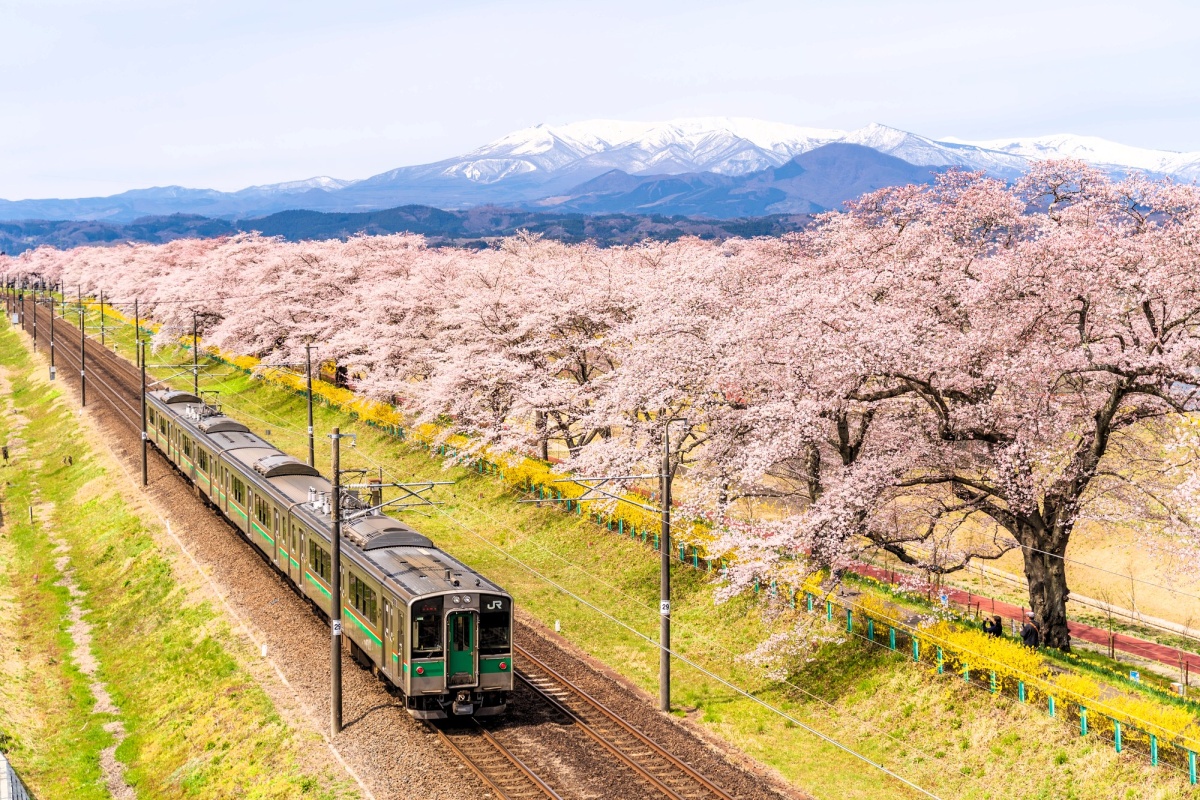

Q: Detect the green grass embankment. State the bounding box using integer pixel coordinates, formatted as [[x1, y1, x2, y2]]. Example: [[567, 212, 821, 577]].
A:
[[0, 321, 358, 799], [89, 317, 1196, 800]]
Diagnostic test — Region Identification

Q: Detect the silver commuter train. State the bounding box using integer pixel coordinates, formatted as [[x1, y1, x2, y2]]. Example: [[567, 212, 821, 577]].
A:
[[145, 389, 512, 719]]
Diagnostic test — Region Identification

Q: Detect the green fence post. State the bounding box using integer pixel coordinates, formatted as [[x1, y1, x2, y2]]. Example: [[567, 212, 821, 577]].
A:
[[827, 600, 833, 622], [867, 619, 874, 642], [963, 663, 970, 682], [1113, 719, 1121, 753], [654, 533, 660, 551], [1018, 681, 1026, 703], [912, 638, 920, 662], [989, 670, 996, 694], [693, 549, 699, 568], [1049, 696, 1056, 718], [1080, 707, 1087, 736], [618, 519, 624, 536], [679, 542, 686, 562], [770, 580, 777, 597], [806, 593, 813, 613], [889, 627, 896, 650], [846, 609, 853, 633], [1188, 750, 1196, 785], [789, 588, 796, 609], [937, 647, 944, 674], [1150, 734, 1157, 766]]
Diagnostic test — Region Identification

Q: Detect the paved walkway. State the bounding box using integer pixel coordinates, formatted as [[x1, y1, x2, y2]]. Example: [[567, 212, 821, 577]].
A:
[[852, 564, 1200, 679]]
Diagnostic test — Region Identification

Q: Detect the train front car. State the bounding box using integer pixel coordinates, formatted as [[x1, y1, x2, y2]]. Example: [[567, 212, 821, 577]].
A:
[[367, 541, 513, 719]]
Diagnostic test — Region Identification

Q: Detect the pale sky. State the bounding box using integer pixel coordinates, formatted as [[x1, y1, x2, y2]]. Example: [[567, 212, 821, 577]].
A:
[[2, 0, 1198, 199]]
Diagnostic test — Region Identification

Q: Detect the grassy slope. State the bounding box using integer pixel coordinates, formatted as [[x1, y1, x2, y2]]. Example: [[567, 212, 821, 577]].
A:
[[0, 323, 358, 799], [115, 331, 1194, 800]]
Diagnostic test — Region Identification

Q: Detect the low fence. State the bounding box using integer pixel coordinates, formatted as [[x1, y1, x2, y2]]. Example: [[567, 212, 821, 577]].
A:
[[0, 753, 33, 800]]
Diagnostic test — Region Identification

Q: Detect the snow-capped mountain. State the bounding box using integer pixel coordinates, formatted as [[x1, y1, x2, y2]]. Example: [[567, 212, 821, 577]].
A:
[[4, 118, 1200, 223], [941, 133, 1200, 182]]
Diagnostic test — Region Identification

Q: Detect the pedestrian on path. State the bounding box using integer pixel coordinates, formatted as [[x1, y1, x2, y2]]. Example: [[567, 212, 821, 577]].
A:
[[2, 444, 8, 465], [1020, 612, 1041, 649]]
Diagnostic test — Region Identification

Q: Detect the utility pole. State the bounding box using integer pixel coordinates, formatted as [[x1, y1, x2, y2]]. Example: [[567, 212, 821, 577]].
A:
[[659, 422, 672, 713], [79, 306, 87, 407], [31, 286, 37, 351], [99, 289, 105, 347], [192, 312, 199, 395], [133, 299, 139, 350], [306, 344, 315, 467], [330, 426, 344, 735], [140, 340, 148, 487]]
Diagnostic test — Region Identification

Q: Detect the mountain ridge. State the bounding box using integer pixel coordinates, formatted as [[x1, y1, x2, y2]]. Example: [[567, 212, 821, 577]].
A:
[[3, 118, 1198, 223]]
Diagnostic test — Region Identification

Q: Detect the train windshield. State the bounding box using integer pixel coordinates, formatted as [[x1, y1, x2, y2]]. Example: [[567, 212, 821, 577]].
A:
[[411, 597, 443, 658], [479, 595, 510, 655]]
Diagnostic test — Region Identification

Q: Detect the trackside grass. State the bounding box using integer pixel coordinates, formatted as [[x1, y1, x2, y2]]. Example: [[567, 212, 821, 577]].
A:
[[0, 323, 359, 799], [100, 328, 1194, 799]]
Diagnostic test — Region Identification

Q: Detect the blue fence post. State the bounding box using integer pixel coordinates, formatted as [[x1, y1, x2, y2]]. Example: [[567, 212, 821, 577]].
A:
[[888, 627, 896, 650], [1080, 706, 1087, 736], [1113, 719, 1121, 753], [1150, 734, 1157, 766], [1189, 750, 1196, 785], [1018, 681, 1026, 703], [937, 647, 944, 674]]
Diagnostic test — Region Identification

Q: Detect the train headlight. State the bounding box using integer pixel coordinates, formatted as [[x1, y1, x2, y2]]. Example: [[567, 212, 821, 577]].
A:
[[452, 595, 460, 604]]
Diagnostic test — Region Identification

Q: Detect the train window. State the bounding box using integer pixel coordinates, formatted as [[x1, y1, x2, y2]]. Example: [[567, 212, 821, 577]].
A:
[[479, 596, 510, 655], [309, 540, 331, 582], [158, 416, 168, 435], [411, 596, 443, 658], [254, 495, 270, 526], [348, 573, 377, 625], [182, 437, 193, 459], [147, 408, 156, 426], [232, 476, 245, 505], [197, 450, 209, 472]]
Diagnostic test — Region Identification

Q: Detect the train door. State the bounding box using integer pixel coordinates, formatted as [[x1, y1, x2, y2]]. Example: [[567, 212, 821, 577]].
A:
[[446, 611, 476, 688], [272, 509, 281, 566], [382, 599, 395, 680], [285, 522, 299, 584]]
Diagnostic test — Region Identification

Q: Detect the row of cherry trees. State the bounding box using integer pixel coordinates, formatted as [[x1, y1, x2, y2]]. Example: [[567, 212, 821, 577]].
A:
[[6, 161, 1200, 650]]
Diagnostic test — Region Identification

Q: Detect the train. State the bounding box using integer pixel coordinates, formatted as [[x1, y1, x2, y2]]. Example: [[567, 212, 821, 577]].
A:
[[144, 388, 512, 719]]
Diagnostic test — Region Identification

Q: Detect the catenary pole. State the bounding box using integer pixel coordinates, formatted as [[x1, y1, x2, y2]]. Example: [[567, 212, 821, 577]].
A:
[[331, 426, 343, 734], [192, 312, 199, 395], [99, 289, 105, 347], [49, 295, 55, 380], [306, 344, 315, 467], [140, 340, 148, 487], [79, 306, 86, 407], [31, 286, 37, 351], [660, 422, 672, 712]]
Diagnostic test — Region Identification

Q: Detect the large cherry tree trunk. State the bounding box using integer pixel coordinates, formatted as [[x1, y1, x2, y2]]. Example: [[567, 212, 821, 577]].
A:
[[1017, 527, 1072, 650]]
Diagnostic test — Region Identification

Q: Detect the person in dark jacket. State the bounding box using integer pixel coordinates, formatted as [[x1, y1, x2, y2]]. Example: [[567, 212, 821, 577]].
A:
[[1020, 613, 1041, 648], [982, 615, 1003, 637]]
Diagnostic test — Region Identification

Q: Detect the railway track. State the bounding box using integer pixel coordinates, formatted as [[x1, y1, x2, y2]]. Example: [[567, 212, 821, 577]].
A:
[[427, 720, 563, 800], [10, 297, 746, 800], [514, 645, 735, 800]]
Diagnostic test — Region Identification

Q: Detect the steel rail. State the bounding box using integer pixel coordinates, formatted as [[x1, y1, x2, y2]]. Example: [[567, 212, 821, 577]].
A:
[[425, 720, 563, 800], [514, 644, 735, 800], [32, 303, 141, 426]]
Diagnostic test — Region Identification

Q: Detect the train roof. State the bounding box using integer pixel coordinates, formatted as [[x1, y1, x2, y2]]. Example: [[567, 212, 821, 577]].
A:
[[149, 390, 507, 601]]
